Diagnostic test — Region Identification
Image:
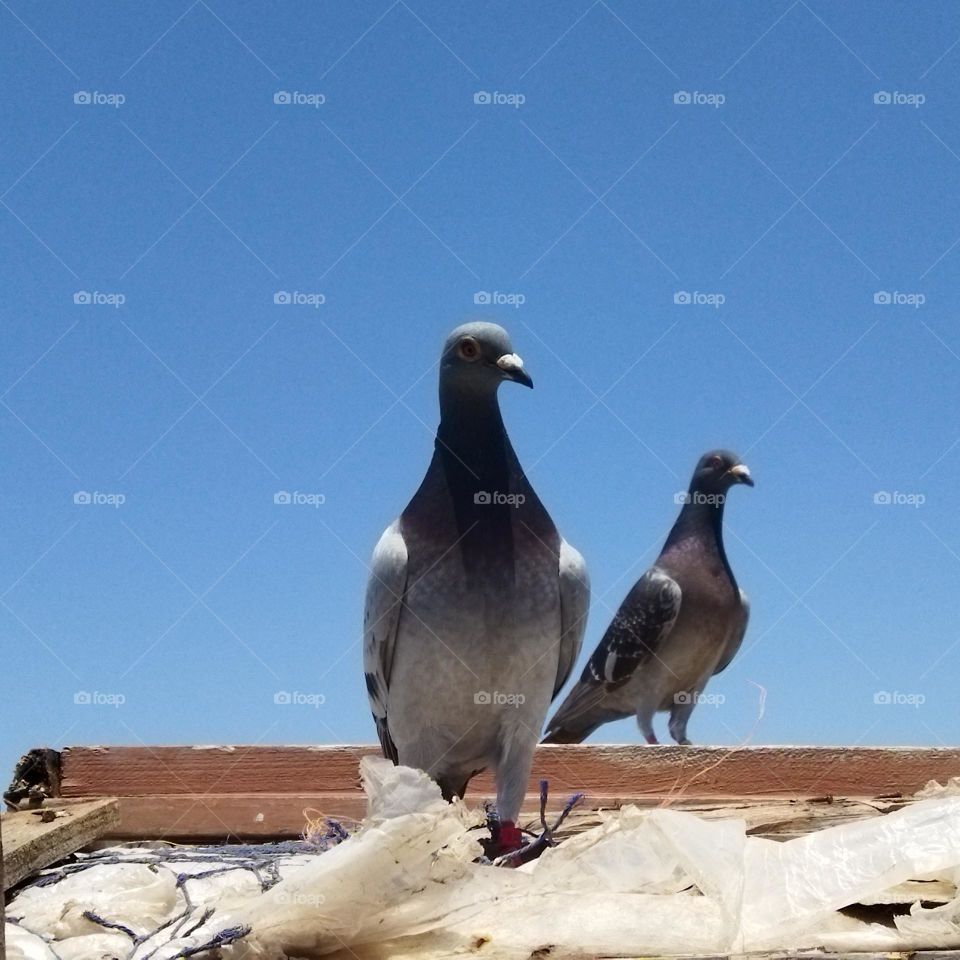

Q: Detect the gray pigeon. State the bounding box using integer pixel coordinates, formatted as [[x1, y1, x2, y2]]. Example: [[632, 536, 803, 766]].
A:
[[543, 450, 751, 746], [363, 322, 589, 850]]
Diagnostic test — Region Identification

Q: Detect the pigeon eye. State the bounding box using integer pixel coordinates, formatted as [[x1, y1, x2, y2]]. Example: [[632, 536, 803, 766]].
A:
[[458, 338, 480, 360], [709, 456, 723, 470]]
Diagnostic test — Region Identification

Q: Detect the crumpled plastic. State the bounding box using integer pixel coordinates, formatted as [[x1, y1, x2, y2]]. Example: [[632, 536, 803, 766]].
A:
[[8, 757, 960, 959]]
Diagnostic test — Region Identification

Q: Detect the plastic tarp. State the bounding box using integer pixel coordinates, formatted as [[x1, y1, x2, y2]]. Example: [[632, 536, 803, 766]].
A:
[[8, 757, 960, 958]]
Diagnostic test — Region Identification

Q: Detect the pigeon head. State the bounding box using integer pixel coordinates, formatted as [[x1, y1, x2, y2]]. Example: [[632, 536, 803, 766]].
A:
[[439, 322, 533, 393], [689, 449, 754, 496]]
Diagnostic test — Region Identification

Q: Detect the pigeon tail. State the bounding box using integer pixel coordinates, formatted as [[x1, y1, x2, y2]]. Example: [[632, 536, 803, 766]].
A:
[[541, 724, 590, 745], [542, 701, 631, 744]]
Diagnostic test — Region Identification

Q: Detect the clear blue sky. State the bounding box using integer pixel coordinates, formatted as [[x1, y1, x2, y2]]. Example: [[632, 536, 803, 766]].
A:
[[3, 0, 960, 780]]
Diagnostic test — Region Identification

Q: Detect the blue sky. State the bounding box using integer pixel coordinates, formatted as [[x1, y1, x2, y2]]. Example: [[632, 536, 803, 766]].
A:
[[2, 0, 960, 779]]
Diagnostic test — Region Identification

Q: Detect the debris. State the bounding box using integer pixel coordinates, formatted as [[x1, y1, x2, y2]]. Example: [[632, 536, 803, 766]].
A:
[[4, 750, 61, 810]]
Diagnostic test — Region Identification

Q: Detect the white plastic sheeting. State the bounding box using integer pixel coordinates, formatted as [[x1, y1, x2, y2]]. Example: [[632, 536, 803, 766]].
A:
[[8, 757, 960, 959]]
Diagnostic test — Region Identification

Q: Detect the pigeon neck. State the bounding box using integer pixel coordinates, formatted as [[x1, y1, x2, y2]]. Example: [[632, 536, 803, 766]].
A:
[[429, 387, 533, 588], [436, 387, 515, 484], [664, 492, 736, 584]]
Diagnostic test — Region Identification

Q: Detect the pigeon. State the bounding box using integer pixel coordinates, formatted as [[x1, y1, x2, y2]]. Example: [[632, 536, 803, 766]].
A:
[[363, 322, 589, 851], [543, 450, 752, 746]]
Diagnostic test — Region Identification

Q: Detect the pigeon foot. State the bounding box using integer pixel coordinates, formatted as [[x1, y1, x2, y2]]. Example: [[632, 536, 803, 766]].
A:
[[494, 781, 584, 869], [477, 813, 525, 860]]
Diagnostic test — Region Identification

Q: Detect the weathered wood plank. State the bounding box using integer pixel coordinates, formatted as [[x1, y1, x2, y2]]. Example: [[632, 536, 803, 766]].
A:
[[556, 796, 899, 843], [46, 743, 960, 841], [2, 799, 119, 890], [59, 744, 960, 801], [112, 793, 365, 840], [73, 793, 900, 843]]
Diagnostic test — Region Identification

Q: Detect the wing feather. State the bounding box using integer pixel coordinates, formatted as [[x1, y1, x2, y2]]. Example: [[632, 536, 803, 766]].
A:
[[582, 567, 682, 688], [362, 520, 408, 762], [543, 567, 681, 742], [553, 539, 590, 699], [713, 588, 749, 676]]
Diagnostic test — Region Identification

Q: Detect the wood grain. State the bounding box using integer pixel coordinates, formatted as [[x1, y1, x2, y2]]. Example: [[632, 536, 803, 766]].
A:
[[2, 799, 119, 889], [60, 744, 960, 800], [51, 744, 960, 841]]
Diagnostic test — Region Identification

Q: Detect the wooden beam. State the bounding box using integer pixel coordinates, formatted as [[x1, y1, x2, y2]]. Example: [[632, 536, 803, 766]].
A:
[[49, 744, 960, 841], [2, 799, 119, 890], [60, 744, 960, 799]]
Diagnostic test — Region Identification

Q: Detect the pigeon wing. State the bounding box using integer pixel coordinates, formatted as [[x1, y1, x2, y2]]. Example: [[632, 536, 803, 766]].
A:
[[553, 538, 590, 698], [362, 520, 408, 762], [582, 567, 682, 687], [542, 568, 681, 742], [713, 588, 749, 676]]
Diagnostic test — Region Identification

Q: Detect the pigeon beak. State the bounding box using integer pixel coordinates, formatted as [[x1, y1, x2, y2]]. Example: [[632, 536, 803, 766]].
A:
[[496, 353, 533, 388], [729, 463, 754, 486]]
